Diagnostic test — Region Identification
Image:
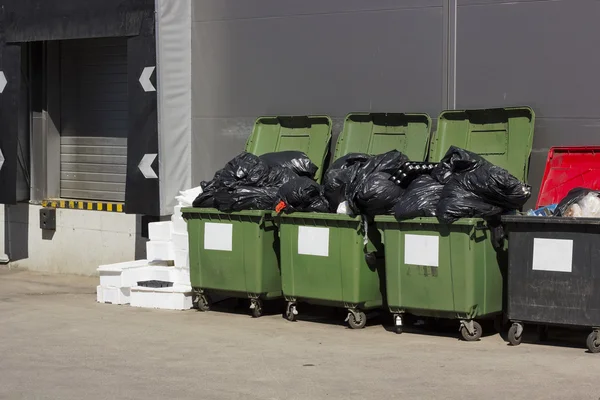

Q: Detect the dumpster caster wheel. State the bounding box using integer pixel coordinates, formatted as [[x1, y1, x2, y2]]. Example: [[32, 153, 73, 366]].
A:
[[285, 303, 297, 322], [347, 310, 367, 329], [460, 320, 482, 341], [393, 314, 403, 334], [250, 299, 263, 318], [508, 323, 523, 346], [586, 330, 600, 353], [196, 294, 210, 312]]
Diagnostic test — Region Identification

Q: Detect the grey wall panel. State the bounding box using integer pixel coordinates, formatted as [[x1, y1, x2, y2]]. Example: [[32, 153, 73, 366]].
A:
[[455, 0, 600, 207], [191, 2, 444, 183], [193, 0, 442, 22], [456, 0, 600, 119], [156, 0, 193, 215], [192, 5, 443, 119], [191, 117, 255, 183]]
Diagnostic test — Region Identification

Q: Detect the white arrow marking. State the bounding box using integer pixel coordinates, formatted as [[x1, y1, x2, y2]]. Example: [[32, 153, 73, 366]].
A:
[[0, 148, 5, 171], [138, 153, 158, 179], [139, 66, 156, 92], [0, 71, 6, 94]]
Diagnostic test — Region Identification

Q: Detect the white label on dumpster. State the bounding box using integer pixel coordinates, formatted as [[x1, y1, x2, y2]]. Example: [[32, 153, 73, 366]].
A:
[[404, 234, 439, 267], [532, 238, 573, 273], [204, 222, 233, 251], [298, 226, 329, 257]]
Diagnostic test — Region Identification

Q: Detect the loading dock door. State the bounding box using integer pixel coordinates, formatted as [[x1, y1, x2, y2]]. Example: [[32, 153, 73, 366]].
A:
[[59, 37, 128, 202]]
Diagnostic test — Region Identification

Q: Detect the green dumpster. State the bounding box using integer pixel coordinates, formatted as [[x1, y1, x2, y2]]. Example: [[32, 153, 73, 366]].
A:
[[276, 113, 432, 328], [375, 107, 535, 340], [183, 115, 332, 317]]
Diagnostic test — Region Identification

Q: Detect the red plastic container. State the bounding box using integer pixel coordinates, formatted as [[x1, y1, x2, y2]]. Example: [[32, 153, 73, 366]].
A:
[[536, 146, 600, 208]]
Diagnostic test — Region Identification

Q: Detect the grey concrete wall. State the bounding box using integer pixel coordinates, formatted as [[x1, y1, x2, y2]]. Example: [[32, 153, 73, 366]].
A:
[[1, 205, 146, 275], [191, 0, 600, 208], [455, 0, 600, 205], [191, 0, 445, 183]]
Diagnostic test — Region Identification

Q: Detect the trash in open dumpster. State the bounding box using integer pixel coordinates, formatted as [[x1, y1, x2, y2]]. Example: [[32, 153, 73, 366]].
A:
[[259, 151, 318, 178], [435, 147, 531, 223], [394, 175, 443, 219], [275, 177, 329, 213], [554, 188, 600, 217]]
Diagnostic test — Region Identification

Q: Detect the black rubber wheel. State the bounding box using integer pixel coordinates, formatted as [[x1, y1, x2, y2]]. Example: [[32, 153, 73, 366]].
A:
[[196, 294, 210, 312], [508, 323, 523, 346], [460, 321, 482, 341], [586, 331, 600, 353], [284, 305, 297, 322], [394, 325, 403, 334], [251, 301, 263, 318], [348, 311, 367, 329]]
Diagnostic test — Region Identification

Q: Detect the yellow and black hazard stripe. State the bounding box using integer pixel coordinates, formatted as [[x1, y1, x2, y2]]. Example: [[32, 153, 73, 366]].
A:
[[41, 200, 124, 213]]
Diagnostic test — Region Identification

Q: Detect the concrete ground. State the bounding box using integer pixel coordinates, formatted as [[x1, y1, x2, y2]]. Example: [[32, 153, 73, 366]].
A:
[[1, 267, 598, 400]]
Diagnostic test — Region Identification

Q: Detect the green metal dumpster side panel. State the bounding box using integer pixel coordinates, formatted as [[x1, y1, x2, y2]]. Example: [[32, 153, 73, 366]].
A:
[[278, 214, 384, 309], [245, 115, 332, 183], [429, 107, 535, 182], [277, 113, 431, 312], [182, 114, 332, 301], [374, 107, 534, 322], [334, 112, 432, 161], [184, 209, 281, 298], [375, 216, 503, 319]]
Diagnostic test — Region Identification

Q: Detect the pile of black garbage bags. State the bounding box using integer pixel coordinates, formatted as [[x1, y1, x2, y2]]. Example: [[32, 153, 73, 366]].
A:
[[193, 151, 330, 213], [193, 146, 531, 223]]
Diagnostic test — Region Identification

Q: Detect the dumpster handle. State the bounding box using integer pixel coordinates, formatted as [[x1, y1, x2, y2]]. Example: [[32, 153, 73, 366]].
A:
[[474, 222, 487, 231]]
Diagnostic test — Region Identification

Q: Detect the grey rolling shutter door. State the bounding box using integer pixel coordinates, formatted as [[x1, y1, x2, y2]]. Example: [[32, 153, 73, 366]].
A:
[[60, 38, 128, 202]]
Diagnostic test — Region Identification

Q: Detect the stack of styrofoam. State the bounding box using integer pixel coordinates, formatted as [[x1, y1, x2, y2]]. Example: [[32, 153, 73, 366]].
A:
[[130, 284, 193, 310], [97, 187, 200, 310], [129, 190, 198, 310], [96, 260, 149, 305]]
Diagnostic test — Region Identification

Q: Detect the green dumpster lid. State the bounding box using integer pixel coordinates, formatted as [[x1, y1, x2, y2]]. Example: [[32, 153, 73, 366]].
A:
[[244, 115, 332, 182], [333, 113, 432, 162], [429, 107, 535, 182]]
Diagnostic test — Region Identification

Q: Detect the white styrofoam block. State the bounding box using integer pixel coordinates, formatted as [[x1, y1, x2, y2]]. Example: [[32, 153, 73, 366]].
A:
[[148, 221, 173, 242], [96, 285, 130, 305], [174, 249, 189, 269], [98, 259, 149, 288], [127, 266, 172, 285], [125, 266, 190, 286], [173, 205, 183, 217], [171, 214, 187, 234], [146, 240, 175, 261], [171, 232, 189, 250], [171, 267, 190, 284], [130, 284, 193, 310]]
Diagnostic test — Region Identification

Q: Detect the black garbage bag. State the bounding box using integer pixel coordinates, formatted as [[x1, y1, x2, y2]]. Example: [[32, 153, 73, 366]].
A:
[[431, 146, 483, 184], [436, 179, 504, 223], [353, 172, 404, 216], [393, 175, 443, 219], [275, 177, 330, 213], [323, 153, 371, 211], [192, 152, 275, 208], [192, 184, 216, 208], [260, 165, 299, 187], [434, 146, 531, 223], [345, 151, 409, 214], [554, 187, 600, 217], [212, 152, 270, 188], [259, 151, 318, 178], [212, 186, 278, 212]]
